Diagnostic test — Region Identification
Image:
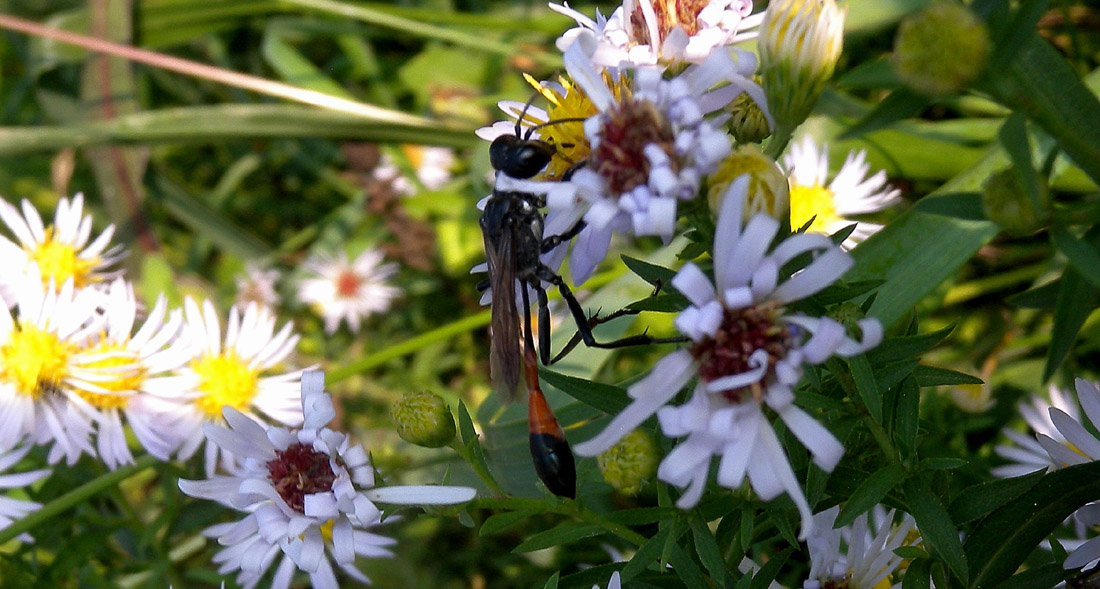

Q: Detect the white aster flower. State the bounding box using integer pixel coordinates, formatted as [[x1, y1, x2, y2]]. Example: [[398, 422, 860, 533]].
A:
[[592, 571, 621, 589], [409, 146, 456, 191], [179, 371, 476, 589], [65, 279, 190, 469], [803, 506, 917, 589], [0, 445, 51, 543], [0, 273, 108, 465], [0, 193, 125, 307], [991, 384, 1077, 478], [298, 250, 401, 335], [158, 298, 305, 476], [235, 264, 281, 310], [547, 41, 765, 283], [552, 0, 763, 67], [573, 176, 881, 537], [782, 136, 901, 247]]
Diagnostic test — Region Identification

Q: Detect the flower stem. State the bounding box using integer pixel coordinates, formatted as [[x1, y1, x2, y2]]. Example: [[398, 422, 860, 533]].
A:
[[449, 440, 506, 497], [0, 455, 159, 545]]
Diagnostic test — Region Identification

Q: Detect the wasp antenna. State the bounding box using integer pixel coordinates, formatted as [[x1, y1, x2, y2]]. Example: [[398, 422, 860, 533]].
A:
[[517, 93, 541, 140]]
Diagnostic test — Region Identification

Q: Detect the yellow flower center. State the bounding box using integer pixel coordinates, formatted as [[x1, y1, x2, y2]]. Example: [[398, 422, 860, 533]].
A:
[[73, 339, 142, 410], [708, 145, 789, 219], [523, 73, 628, 181], [789, 183, 839, 234], [319, 519, 335, 543], [29, 228, 99, 288], [192, 351, 259, 419], [0, 321, 75, 399]]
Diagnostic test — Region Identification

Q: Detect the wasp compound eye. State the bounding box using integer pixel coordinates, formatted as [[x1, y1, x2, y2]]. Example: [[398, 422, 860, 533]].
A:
[[490, 134, 555, 179]]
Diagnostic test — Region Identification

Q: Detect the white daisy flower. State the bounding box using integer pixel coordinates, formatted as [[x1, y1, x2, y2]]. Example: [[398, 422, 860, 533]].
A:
[[179, 371, 476, 589], [782, 136, 901, 247], [0, 272, 107, 465], [65, 279, 190, 469], [0, 193, 124, 306], [297, 249, 401, 335], [551, 0, 763, 67], [235, 264, 281, 310], [803, 505, 917, 589], [991, 384, 1077, 478], [157, 298, 305, 476], [573, 176, 882, 537], [0, 445, 51, 543], [371, 154, 416, 197], [546, 41, 765, 283], [409, 146, 456, 191]]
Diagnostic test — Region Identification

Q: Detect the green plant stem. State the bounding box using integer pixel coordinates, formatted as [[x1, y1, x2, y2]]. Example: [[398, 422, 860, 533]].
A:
[[450, 439, 505, 496], [862, 414, 901, 466], [0, 455, 159, 545], [278, 0, 561, 67], [941, 261, 1047, 306]]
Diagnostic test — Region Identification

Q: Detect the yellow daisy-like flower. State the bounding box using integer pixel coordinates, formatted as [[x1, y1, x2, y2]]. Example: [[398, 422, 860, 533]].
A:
[[0, 272, 105, 465], [782, 136, 901, 247], [160, 297, 304, 476], [0, 194, 124, 306]]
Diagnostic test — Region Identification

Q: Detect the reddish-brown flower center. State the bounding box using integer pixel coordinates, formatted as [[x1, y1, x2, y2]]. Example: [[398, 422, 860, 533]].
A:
[[267, 442, 337, 513], [335, 271, 361, 297], [689, 304, 792, 403], [592, 97, 678, 195], [629, 0, 711, 46]]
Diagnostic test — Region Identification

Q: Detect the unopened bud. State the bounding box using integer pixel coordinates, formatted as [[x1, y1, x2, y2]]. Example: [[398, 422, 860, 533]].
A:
[[391, 392, 456, 448], [727, 88, 772, 144], [708, 144, 790, 220], [759, 0, 846, 132], [597, 429, 659, 495], [892, 1, 990, 97], [950, 383, 993, 413], [981, 168, 1049, 236]]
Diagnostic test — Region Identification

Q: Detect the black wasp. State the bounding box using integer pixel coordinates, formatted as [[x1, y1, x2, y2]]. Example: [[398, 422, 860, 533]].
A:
[[480, 100, 675, 498]]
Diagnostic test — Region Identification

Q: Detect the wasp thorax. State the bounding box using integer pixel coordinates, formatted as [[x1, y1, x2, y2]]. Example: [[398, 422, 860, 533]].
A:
[[629, 0, 711, 45], [267, 442, 337, 513], [592, 98, 677, 195], [689, 303, 792, 403]]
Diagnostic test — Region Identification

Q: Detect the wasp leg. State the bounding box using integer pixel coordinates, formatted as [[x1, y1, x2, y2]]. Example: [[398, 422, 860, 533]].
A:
[[541, 220, 587, 253], [537, 266, 687, 364]]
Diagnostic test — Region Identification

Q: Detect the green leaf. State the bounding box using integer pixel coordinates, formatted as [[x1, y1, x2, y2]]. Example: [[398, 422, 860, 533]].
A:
[[982, 34, 1100, 187], [841, 88, 932, 140], [538, 368, 631, 415], [1006, 280, 1060, 309], [967, 461, 1100, 587], [913, 365, 984, 387], [949, 470, 1044, 525], [912, 193, 987, 221], [1044, 263, 1100, 382], [814, 279, 885, 305], [621, 526, 671, 582], [665, 540, 709, 588], [479, 511, 532, 536], [606, 507, 678, 526], [999, 565, 1067, 589], [867, 326, 956, 365], [836, 464, 907, 527], [902, 558, 932, 589], [625, 293, 688, 313], [512, 522, 606, 553], [849, 355, 882, 422], [903, 477, 968, 585], [621, 255, 677, 288], [922, 458, 968, 470], [1051, 226, 1100, 291], [895, 377, 920, 455], [151, 176, 272, 260], [542, 572, 560, 589], [689, 512, 730, 584], [750, 547, 792, 589], [998, 114, 1043, 210]]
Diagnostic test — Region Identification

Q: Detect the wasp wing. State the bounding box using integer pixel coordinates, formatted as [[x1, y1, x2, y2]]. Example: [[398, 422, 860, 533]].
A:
[[484, 226, 524, 403]]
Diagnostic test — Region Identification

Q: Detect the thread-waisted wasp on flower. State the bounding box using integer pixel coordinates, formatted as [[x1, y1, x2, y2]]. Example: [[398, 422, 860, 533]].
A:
[[480, 99, 681, 498]]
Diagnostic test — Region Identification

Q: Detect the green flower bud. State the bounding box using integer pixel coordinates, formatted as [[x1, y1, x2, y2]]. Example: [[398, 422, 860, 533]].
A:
[[391, 391, 456, 448], [727, 88, 772, 145], [597, 429, 659, 495], [892, 1, 990, 97], [708, 144, 790, 221], [981, 168, 1050, 236], [759, 0, 846, 133]]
